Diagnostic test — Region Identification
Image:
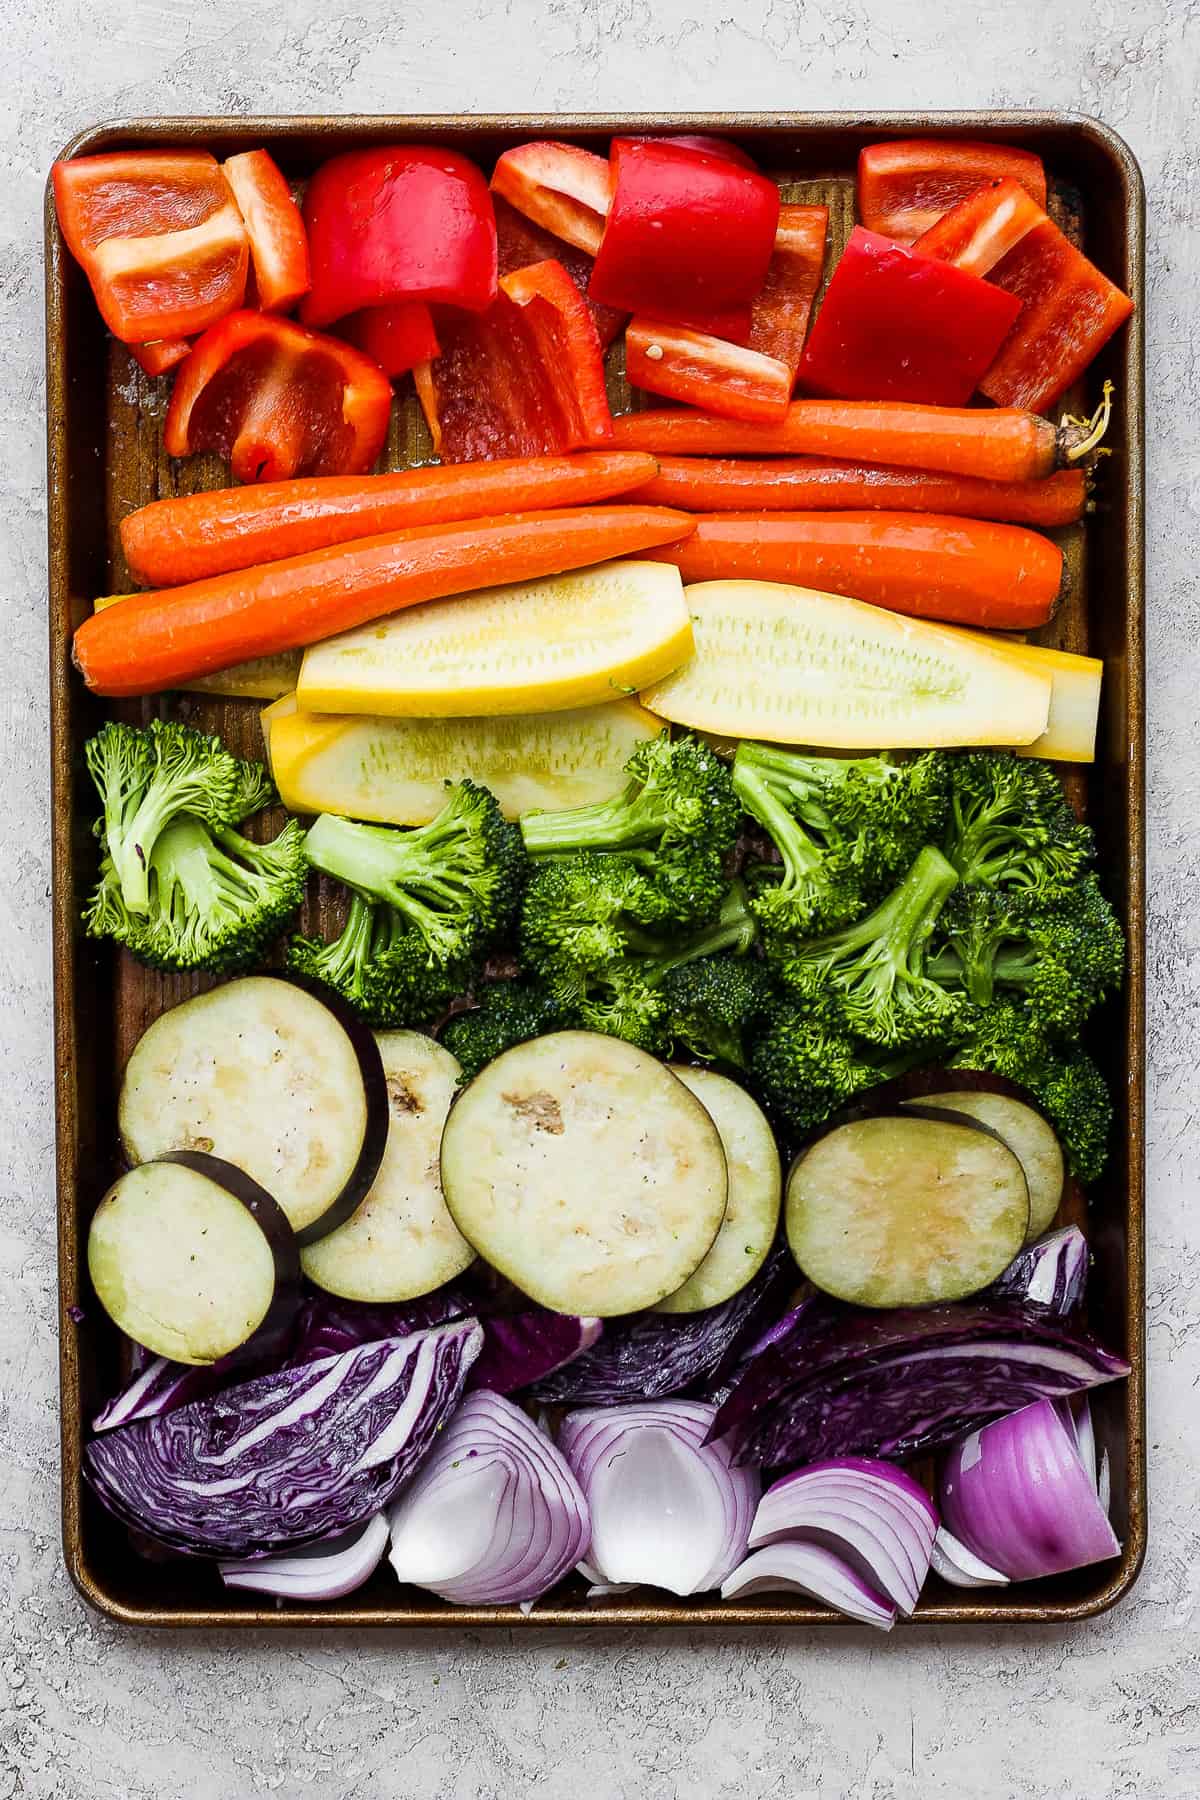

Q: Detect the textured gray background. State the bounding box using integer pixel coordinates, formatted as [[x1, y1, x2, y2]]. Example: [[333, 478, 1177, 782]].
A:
[[1, 1, 1192, 1795]]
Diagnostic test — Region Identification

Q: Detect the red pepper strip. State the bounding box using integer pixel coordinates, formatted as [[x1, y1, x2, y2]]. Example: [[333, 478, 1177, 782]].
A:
[[338, 302, 440, 378], [415, 260, 612, 465], [164, 310, 393, 482], [494, 195, 625, 350], [128, 338, 192, 377], [301, 146, 497, 328], [490, 141, 613, 255], [857, 139, 1047, 244], [747, 204, 829, 372], [912, 178, 1047, 277], [222, 150, 310, 311], [625, 320, 793, 423], [589, 139, 780, 341], [51, 151, 248, 342], [798, 226, 1022, 407]]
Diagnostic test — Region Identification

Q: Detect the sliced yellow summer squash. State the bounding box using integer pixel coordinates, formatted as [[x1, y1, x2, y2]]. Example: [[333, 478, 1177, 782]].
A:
[[640, 580, 1053, 750], [953, 632, 1103, 763], [260, 690, 300, 772], [295, 560, 693, 717], [268, 700, 663, 824], [93, 594, 300, 700]]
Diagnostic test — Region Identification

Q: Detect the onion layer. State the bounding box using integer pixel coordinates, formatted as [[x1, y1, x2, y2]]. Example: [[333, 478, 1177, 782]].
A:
[[387, 1390, 588, 1605], [220, 1515, 390, 1599], [721, 1541, 896, 1629]]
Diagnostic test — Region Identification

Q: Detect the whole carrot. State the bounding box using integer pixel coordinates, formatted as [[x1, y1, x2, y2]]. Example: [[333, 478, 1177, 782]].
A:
[[120, 450, 661, 587], [649, 511, 1065, 629], [630, 456, 1087, 527], [612, 397, 1108, 483], [74, 506, 694, 698]]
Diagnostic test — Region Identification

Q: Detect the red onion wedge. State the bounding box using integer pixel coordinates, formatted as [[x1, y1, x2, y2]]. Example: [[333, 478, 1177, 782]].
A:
[[747, 1458, 937, 1616], [559, 1401, 758, 1596], [939, 1395, 1120, 1581], [721, 1541, 896, 1630], [387, 1391, 588, 1605], [220, 1515, 390, 1600], [929, 1526, 1009, 1589]]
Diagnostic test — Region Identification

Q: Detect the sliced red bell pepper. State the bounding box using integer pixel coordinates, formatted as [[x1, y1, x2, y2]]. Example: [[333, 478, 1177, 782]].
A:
[[337, 302, 440, 379], [300, 146, 497, 328], [589, 138, 780, 340], [747, 203, 829, 373], [625, 320, 792, 422], [415, 259, 612, 464], [653, 135, 757, 169], [128, 338, 193, 377], [494, 195, 625, 350], [51, 151, 249, 342], [912, 177, 1047, 277], [490, 141, 613, 256], [913, 183, 1135, 413], [221, 150, 310, 312], [164, 309, 393, 482], [797, 226, 1023, 408], [857, 139, 1047, 244]]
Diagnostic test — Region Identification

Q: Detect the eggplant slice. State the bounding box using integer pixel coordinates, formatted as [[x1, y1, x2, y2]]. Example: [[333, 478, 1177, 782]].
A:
[[87, 1151, 300, 1365], [301, 1032, 476, 1303], [440, 1031, 728, 1316], [656, 1067, 782, 1314], [118, 975, 388, 1244], [786, 1110, 1030, 1309]]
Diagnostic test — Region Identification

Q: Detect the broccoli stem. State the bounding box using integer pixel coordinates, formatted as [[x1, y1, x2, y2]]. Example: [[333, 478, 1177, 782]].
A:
[[635, 881, 757, 979], [303, 813, 470, 953], [519, 785, 669, 854], [732, 761, 829, 885], [815, 844, 958, 965]]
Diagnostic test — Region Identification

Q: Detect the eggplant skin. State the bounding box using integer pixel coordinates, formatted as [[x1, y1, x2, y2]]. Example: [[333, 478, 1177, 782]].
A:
[[153, 1150, 302, 1366]]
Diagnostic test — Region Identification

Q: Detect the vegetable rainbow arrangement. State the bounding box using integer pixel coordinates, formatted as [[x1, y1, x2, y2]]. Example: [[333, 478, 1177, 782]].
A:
[[55, 125, 1135, 1624]]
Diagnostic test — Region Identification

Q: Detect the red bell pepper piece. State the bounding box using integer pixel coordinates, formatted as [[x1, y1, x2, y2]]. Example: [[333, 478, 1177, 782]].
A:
[[128, 338, 192, 377], [625, 320, 792, 423], [589, 138, 780, 340], [490, 141, 613, 256], [164, 309, 392, 483], [221, 150, 310, 312], [913, 182, 1135, 414], [912, 177, 1047, 277], [653, 135, 757, 169], [797, 226, 1022, 408], [747, 203, 829, 373], [300, 146, 497, 328], [857, 138, 1047, 244], [51, 151, 248, 342], [414, 259, 613, 465], [494, 196, 625, 351], [337, 302, 441, 379]]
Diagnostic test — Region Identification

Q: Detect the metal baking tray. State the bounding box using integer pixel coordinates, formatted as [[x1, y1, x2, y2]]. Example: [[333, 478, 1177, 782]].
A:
[[46, 112, 1145, 1627]]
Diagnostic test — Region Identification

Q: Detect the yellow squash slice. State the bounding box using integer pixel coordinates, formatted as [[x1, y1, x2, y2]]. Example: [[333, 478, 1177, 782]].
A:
[[268, 699, 662, 824], [641, 580, 1053, 750], [295, 559, 693, 717], [953, 633, 1103, 763]]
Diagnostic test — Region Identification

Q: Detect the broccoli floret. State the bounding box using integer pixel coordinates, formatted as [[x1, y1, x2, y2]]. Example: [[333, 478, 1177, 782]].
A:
[[520, 732, 740, 860], [85, 813, 306, 973], [441, 979, 568, 1081], [289, 892, 473, 1029], [520, 852, 664, 977], [932, 874, 1124, 1034], [735, 743, 950, 901], [623, 840, 732, 930], [943, 751, 1094, 899], [749, 1006, 920, 1137], [950, 1002, 1113, 1183], [771, 845, 968, 1050], [303, 782, 525, 970], [85, 719, 269, 915], [733, 750, 866, 943], [660, 955, 778, 1069]]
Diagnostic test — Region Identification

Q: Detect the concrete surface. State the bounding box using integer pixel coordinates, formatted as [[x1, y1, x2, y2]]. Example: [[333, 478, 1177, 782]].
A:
[[1, 2, 1194, 1795]]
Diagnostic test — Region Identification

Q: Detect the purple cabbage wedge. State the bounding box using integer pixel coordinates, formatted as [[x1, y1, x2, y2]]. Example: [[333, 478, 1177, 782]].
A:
[[709, 1301, 1129, 1469], [530, 1247, 793, 1405], [85, 1319, 483, 1557], [289, 1286, 475, 1365], [988, 1227, 1089, 1315], [93, 1357, 231, 1434], [466, 1312, 603, 1396]]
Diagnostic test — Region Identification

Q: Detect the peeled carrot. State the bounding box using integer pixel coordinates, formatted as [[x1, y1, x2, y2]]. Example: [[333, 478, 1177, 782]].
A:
[[648, 512, 1065, 629], [74, 506, 695, 698], [612, 399, 1103, 484], [119, 450, 661, 588], [629, 456, 1087, 527]]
